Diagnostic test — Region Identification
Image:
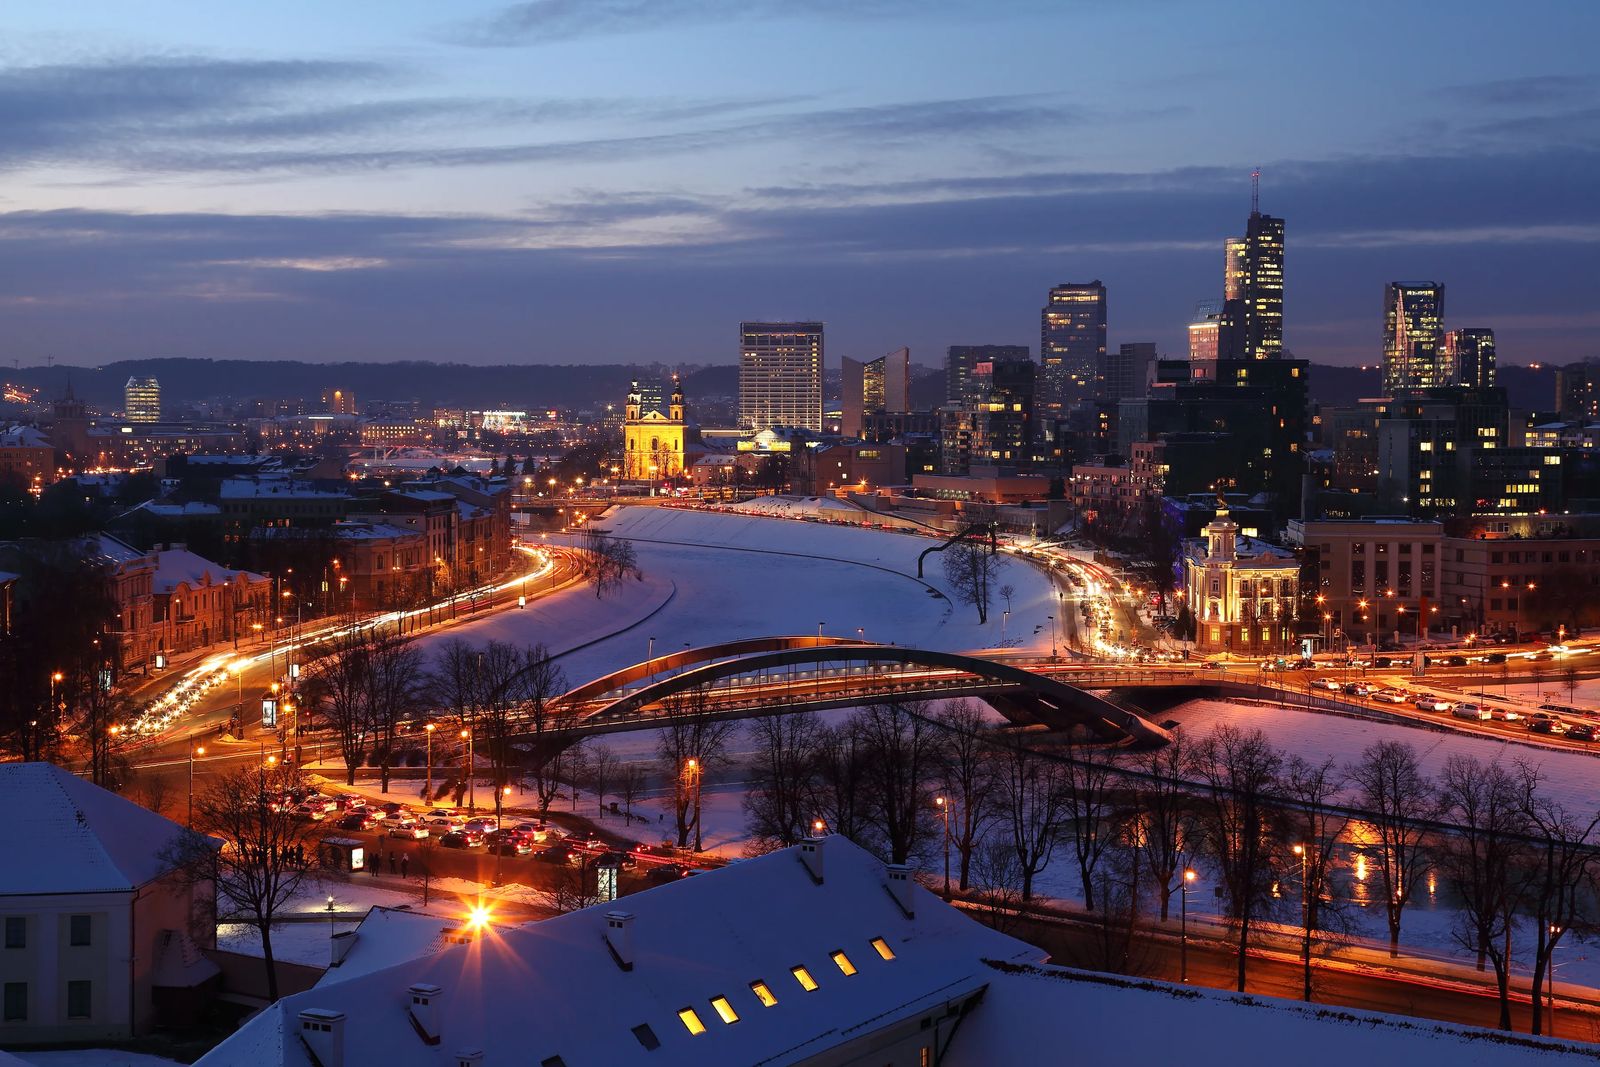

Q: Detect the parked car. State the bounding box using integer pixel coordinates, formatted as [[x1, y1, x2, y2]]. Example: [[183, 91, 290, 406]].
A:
[[535, 845, 582, 865], [464, 817, 499, 835], [380, 801, 406, 815], [337, 812, 379, 831], [489, 835, 533, 856], [1310, 677, 1342, 692], [1342, 682, 1373, 697], [646, 863, 691, 885], [1452, 703, 1492, 721], [388, 821, 429, 840], [511, 823, 549, 842], [426, 808, 459, 821], [334, 796, 367, 812], [569, 832, 605, 851], [1370, 687, 1410, 704], [295, 803, 327, 822], [1565, 722, 1597, 741], [1489, 708, 1522, 722], [440, 828, 485, 849], [1413, 694, 1454, 712], [590, 850, 639, 871], [1529, 717, 1568, 735]]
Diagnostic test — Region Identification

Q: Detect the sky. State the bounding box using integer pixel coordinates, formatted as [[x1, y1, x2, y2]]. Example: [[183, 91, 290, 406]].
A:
[[1, 0, 1598, 368]]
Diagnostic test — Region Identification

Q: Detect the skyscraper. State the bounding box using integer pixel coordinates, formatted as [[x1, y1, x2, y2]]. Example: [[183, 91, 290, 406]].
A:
[[739, 322, 824, 432], [124, 376, 160, 423], [1220, 206, 1284, 360], [1383, 282, 1447, 394], [841, 347, 909, 438], [322, 388, 357, 415], [1445, 328, 1496, 389], [946, 345, 1029, 405], [969, 357, 1035, 464], [1040, 281, 1106, 416], [1104, 343, 1156, 402]]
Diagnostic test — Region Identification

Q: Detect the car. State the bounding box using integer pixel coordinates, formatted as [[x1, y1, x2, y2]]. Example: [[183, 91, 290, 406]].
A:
[[1413, 694, 1454, 712], [1310, 677, 1342, 691], [631, 842, 668, 859], [489, 835, 533, 856], [1440, 655, 1469, 667], [646, 863, 691, 885], [464, 817, 498, 835], [569, 832, 605, 851], [440, 828, 485, 849], [1548, 644, 1572, 656], [297, 795, 337, 812], [421, 816, 460, 836], [1482, 652, 1508, 664], [426, 808, 459, 821], [295, 804, 327, 822], [1370, 687, 1410, 704], [1452, 703, 1492, 721], [1372, 656, 1396, 668], [1342, 682, 1373, 697], [511, 822, 549, 842], [1529, 717, 1568, 735], [388, 821, 429, 840], [535, 845, 581, 865], [1566, 723, 1598, 742], [334, 796, 368, 812], [337, 812, 379, 831], [380, 801, 406, 815], [590, 850, 639, 871], [1490, 708, 1523, 722]]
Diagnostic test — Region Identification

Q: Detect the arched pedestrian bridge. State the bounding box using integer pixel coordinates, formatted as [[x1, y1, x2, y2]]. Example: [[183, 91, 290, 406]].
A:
[[534, 636, 1174, 747]]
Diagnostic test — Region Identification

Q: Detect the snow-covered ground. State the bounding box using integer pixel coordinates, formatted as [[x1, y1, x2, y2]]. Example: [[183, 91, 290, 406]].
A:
[[13, 1053, 184, 1067]]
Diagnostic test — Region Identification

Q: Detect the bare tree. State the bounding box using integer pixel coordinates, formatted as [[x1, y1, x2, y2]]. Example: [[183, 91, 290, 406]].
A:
[[813, 715, 871, 845], [514, 644, 570, 814], [996, 735, 1069, 903], [1517, 763, 1600, 1036], [743, 712, 826, 851], [1346, 740, 1437, 957], [472, 640, 529, 792], [934, 699, 999, 890], [428, 638, 481, 730], [1135, 730, 1194, 921], [1283, 755, 1349, 1002], [971, 837, 1026, 935], [588, 742, 618, 816], [941, 538, 1007, 624], [306, 630, 373, 785], [366, 634, 425, 793], [1060, 732, 1119, 912], [619, 762, 647, 827], [160, 764, 320, 1002], [581, 527, 642, 599], [1188, 724, 1283, 993], [656, 685, 738, 848], [1437, 755, 1528, 1031], [857, 699, 946, 865]]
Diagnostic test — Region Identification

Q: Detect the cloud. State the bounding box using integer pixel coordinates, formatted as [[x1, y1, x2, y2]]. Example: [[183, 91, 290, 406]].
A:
[[1447, 74, 1598, 108]]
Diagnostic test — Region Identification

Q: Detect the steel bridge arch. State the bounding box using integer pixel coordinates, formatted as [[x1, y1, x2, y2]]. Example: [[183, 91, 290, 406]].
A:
[[578, 642, 1171, 747]]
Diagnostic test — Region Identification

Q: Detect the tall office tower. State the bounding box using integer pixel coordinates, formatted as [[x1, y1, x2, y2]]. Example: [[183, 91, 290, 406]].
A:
[[1040, 280, 1107, 416], [1220, 186, 1285, 361], [1104, 343, 1156, 402], [841, 347, 909, 438], [123, 377, 160, 423], [946, 345, 1029, 405], [1445, 328, 1496, 389], [1187, 301, 1223, 362], [1556, 359, 1600, 420], [969, 357, 1035, 464], [739, 322, 824, 432], [1382, 282, 1447, 394], [322, 388, 357, 415]]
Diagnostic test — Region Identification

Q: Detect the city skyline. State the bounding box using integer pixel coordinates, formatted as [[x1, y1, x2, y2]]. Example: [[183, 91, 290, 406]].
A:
[[0, 3, 1596, 368]]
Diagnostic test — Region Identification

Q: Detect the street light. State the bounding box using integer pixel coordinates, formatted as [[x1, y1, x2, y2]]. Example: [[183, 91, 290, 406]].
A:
[[1181, 868, 1197, 983], [685, 758, 703, 852], [424, 723, 437, 800], [1292, 843, 1311, 1000], [187, 738, 206, 828], [935, 795, 952, 901], [493, 784, 511, 887], [460, 727, 475, 813]]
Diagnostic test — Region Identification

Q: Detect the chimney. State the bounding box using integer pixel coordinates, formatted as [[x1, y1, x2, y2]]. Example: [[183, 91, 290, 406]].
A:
[[799, 836, 825, 884], [604, 911, 635, 972], [407, 982, 443, 1045], [297, 1009, 345, 1067], [456, 1051, 484, 1067], [886, 864, 915, 918]]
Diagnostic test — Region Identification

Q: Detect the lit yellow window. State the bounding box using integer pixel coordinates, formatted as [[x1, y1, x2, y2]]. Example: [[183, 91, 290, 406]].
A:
[[750, 981, 777, 1007], [791, 965, 818, 991], [870, 937, 895, 960], [710, 997, 739, 1024], [831, 950, 857, 976], [678, 1008, 706, 1035]]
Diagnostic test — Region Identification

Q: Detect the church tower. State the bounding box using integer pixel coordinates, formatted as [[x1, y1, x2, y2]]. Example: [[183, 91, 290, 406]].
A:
[[623, 376, 687, 483]]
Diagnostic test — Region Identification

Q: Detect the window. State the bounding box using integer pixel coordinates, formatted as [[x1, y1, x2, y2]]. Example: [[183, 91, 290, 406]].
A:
[[791, 965, 818, 991], [69, 915, 91, 947], [631, 1024, 660, 1051], [66, 980, 90, 1019], [677, 1007, 707, 1036], [710, 996, 739, 1024], [830, 950, 857, 976], [750, 981, 777, 1007], [2, 983, 24, 1022], [870, 937, 896, 961], [4, 918, 22, 949]]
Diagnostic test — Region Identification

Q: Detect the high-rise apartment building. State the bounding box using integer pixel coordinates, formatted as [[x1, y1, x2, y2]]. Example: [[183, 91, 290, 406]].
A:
[[946, 345, 1029, 405], [1557, 360, 1600, 421], [1187, 301, 1223, 366], [1040, 281, 1106, 416], [1382, 282, 1447, 394], [1445, 328, 1496, 389], [1220, 209, 1284, 361], [123, 377, 160, 423], [739, 322, 823, 432], [322, 388, 357, 415], [841, 347, 909, 438], [969, 356, 1035, 464], [1104, 343, 1156, 402]]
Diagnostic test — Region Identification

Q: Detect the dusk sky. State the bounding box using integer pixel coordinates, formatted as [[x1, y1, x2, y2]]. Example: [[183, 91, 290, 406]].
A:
[[2, 1, 1597, 368]]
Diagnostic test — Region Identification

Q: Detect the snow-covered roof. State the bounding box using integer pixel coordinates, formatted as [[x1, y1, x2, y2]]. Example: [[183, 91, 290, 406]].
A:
[[153, 547, 264, 593], [220, 479, 350, 500], [197, 836, 1041, 1067], [319, 908, 490, 988], [0, 763, 192, 895], [134, 500, 224, 518], [85, 532, 151, 568], [0, 424, 50, 448], [332, 522, 418, 541]]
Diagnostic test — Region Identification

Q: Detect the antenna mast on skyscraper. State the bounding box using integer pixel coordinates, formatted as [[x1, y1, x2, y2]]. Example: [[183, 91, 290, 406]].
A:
[[1250, 167, 1261, 214]]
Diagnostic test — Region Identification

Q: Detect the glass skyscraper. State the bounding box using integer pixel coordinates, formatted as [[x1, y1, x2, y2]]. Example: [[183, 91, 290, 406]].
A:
[[1039, 281, 1106, 417], [1383, 282, 1447, 393]]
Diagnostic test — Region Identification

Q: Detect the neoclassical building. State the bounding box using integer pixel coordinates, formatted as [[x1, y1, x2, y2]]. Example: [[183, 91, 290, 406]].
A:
[[1182, 504, 1302, 657], [623, 378, 688, 481]]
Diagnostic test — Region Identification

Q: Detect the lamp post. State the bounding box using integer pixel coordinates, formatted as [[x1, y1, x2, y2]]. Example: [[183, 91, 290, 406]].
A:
[[1293, 843, 1311, 1000], [187, 737, 206, 827], [1001, 610, 1009, 647], [493, 784, 511, 887], [1180, 867, 1196, 983], [935, 795, 952, 901], [424, 723, 436, 800], [686, 758, 703, 852], [1048, 615, 1057, 660], [460, 727, 475, 813]]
